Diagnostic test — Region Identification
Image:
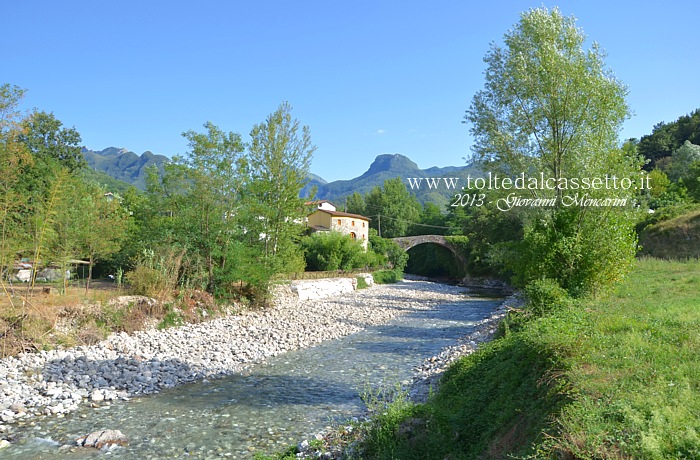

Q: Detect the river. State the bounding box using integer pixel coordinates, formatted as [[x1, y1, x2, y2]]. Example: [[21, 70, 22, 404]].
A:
[[2, 285, 503, 459]]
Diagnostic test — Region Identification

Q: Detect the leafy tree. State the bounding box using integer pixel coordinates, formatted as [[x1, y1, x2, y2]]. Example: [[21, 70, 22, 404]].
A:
[[465, 7, 642, 295], [0, 85, 32, 288], [79, 184, 129, 292], [345, 191, 366, 215], [144, 122, 247, 294], [638, 109, 700, 169], [664, 140, 700, 182], [243, 102, 314, 273], [19, 111, 84, 172], [364, 177, 421, 238], [368, 229, 408, 271], [682, 160, 700, 202], [45, 174, 88, 293], [411, 202, 447, 236]]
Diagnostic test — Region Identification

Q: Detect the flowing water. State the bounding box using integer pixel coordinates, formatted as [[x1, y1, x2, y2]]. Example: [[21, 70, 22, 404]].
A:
[[3, 288, 502, 459]]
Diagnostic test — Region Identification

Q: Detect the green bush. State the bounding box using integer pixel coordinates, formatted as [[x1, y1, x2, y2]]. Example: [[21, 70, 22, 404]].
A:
[[524, 278, 571, 316], [301, 232, 369, 271], [373, 269, 402, 284], [125, 265, 167, 297], [368, 230, 408, 271]]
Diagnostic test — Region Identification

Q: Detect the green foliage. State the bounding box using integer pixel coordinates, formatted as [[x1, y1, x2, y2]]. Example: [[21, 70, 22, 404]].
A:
[[365, 177, 421, 238], [372, 269, 402, 284], [244, 102, 315, 271], [411, 202, 447, 236], [19, 110, 84, 172], [131, 103, 315, 303], [684, 160, 700, 202], [355, 276, 369, 289], [464, 7, 642, 296], [157, 304, 184, 329], [300, 232, 368, 271], [507, 206, 639, 296], [125, 248, 188, 298], [638, 108, 700, 169], [524, 278, 571, 316], [445, 197, 523, 277], [345, 191, 366, 215], [368, 229, 408, 271]]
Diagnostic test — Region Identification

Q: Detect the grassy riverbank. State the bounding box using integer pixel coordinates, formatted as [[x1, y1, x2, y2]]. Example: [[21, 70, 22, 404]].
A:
[[357, 257, 700, 459]]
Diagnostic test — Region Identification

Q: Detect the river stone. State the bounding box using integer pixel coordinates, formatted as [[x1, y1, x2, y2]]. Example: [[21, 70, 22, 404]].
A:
[[0, 439, 10, 449], [77, 429, 128, 449]]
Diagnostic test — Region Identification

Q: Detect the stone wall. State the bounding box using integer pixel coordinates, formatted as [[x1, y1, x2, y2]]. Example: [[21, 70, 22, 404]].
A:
[[273, 274, 375, 302]]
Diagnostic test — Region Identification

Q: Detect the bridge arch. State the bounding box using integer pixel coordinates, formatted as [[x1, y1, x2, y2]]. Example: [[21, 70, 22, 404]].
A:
[[392, 235, 468, 271]]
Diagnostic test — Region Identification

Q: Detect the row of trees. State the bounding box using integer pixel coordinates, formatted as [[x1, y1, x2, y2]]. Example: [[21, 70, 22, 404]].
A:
[[124, 103, 316, 300], [1, 87, 411, 304], [0, 84, 127, 295]]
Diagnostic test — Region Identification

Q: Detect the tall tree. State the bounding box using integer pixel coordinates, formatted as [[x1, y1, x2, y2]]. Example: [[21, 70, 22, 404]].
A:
[[244, 102, 315, 272], [145, 122, 247, 293], [345, 191, 366, 215], [465, 7, 642, 295], [0, 85, 32, 293], [364, 177, 421, 238], [20, 111, 84, 172]]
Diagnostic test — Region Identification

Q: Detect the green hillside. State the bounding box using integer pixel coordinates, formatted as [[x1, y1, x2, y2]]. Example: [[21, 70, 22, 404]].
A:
[[639, 207, 700, 259]]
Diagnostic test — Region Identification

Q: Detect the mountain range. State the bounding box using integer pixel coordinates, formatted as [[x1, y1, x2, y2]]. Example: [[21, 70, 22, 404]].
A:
[[82, 147, 168, 190], [82, 148, 476, 207]]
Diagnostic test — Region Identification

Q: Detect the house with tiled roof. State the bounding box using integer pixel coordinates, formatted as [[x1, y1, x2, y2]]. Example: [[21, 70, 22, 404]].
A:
[[306, 201, 370, 250]]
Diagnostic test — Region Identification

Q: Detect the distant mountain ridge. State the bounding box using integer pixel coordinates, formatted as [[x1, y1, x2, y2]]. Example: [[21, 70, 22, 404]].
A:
[[82, 148, 475, 208], [82, 147, 168, 190], [304, 153, 478, 207]]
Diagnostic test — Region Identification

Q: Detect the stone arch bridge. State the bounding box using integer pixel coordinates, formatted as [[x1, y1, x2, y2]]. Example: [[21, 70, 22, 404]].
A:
[[392, 235, 467, 268]]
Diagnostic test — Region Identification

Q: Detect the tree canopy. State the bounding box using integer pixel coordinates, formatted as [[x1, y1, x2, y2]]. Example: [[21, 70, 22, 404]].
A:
[[465, 7, 642, 296]]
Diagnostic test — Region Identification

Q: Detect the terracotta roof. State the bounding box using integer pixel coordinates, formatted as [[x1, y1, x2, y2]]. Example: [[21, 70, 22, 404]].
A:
[[309, 209, 370, 220]]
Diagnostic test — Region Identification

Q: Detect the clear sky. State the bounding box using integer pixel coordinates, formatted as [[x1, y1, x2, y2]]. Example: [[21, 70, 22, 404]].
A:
[[4, 1, 699, 182]]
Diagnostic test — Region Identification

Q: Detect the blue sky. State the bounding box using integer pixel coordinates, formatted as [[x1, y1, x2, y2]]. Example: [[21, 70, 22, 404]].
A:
[[4, 1, 699, 182]]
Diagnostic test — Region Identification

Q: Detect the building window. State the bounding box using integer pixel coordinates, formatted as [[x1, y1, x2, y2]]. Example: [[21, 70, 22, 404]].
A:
[[350, 232, 356, 239], [337, 219, 341, 225], [351, 220, 355, 226], [362, 222, 365, 227]]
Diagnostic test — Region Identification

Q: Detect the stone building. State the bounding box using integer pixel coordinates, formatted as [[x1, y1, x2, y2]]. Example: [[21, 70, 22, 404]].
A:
[[306, 201, 370, 250]]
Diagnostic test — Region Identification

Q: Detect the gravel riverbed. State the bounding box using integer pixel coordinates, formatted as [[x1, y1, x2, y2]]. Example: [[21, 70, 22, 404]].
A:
[[0, 279, 500, 438]]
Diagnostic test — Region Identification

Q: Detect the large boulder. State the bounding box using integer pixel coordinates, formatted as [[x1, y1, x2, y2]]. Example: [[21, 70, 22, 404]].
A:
[[76, 429, 128, 449]]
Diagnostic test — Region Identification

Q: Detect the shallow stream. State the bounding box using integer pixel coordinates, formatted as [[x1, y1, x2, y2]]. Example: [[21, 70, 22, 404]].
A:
[[3, 287, 501, 459]]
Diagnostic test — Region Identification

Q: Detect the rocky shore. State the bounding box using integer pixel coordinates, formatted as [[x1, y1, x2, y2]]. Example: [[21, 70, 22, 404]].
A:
[[0, 279, 491, 440]]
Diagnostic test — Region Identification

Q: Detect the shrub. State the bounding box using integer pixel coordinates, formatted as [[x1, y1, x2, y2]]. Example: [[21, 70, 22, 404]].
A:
[[525, 278, 571, 316], [301, 232, 368, 271], [368, 230, 408, 271], [373, 269, 402, 284]]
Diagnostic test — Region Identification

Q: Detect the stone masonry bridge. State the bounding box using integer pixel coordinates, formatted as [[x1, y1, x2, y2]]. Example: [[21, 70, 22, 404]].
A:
[[392, 235, 467, 269]]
